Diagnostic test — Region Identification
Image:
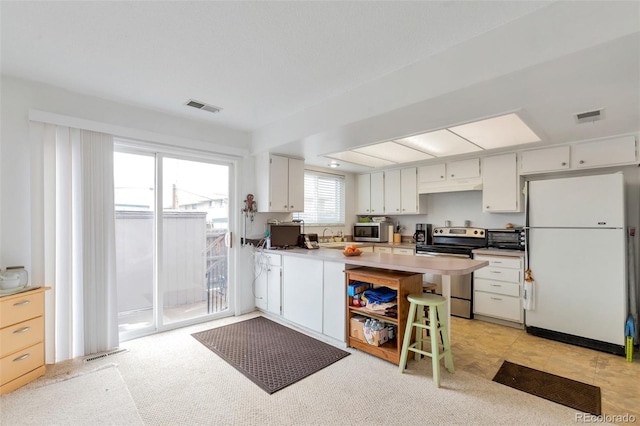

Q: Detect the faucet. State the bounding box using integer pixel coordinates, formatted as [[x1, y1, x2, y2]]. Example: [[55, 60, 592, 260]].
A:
[[322, 228, 334, 242]]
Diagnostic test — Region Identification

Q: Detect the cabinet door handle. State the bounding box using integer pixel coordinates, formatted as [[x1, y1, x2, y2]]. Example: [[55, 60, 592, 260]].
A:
[[490, 297, 503, 301], [283, 205, 287, 208], [450, 174, 455, 178], [579, 160, 585, 164], [440, 175, 444, 179], [290, 205, 294, 209], [13, 353, 30, 362], [13, 326, 31, 334], [486, 205, 490, 209], [561, 162, 567, 166], [13, 300, 30, 306]]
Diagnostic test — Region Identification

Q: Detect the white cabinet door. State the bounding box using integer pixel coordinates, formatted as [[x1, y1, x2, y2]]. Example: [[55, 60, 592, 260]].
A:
[[370, 172, 385, 214], [400, 167, 418, 214], [287, 157, 305, 212], [254, 267, 268, 310], [269, 155, 290, 212], [374, 246, 392, 254], [520, 146, 570, 174], [323, 261, 346, 342], [448, 158, 480, 180], [482, 153, 520, 212], [571, 136, 637, 169], [384, 169, 401, 214], [356, 174, 371, 214], [283, 256, 323, 333], [266, 258, 282, 315], [418, 164, 446, 183], [393, 247, 414, 255]]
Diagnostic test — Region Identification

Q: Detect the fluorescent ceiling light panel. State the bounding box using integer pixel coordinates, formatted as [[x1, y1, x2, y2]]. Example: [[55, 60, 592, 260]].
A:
[[326, 151, 395, 168], [449, 113, 540, 150], [394, 129, 482, 157], [353, 141, 434, 163]]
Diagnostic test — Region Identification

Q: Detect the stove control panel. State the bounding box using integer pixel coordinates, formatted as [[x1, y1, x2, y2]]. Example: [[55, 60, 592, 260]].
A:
[[433, 227, 486, 238]]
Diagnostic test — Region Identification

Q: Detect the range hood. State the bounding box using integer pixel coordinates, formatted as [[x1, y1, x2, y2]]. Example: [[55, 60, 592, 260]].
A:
[[418, 178, 483, 194]]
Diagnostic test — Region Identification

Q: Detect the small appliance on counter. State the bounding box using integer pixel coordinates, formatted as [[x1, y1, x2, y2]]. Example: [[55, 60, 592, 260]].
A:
[[353, 222, 390, 242], [486, 228, 525, 250], [413, 223, 432, 244], [298, 233, 319, 249], [268, 223, 301, 249]]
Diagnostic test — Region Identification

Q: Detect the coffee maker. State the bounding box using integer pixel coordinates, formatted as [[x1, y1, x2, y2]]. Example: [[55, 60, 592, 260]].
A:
[[413, 223, 432, 244]]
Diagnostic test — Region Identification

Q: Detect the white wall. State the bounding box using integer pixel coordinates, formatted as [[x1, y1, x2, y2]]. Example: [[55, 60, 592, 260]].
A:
[[0, 76, 252, 311]]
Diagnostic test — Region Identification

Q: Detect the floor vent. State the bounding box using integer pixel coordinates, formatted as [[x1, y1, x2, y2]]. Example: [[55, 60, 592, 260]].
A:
[[574, 108, 604, 124], [84, 348, 129, 363], [186, 99, 223, 114]]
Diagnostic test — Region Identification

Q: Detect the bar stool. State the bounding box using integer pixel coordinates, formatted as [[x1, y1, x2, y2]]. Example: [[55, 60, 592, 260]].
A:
[[399, 293, 454, 387]]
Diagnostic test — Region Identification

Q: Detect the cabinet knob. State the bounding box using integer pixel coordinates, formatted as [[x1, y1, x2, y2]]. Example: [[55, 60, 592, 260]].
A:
[[283, 205, 288, 208], [440, 175, 444, 179], [579, 160, 585, 164], [450, 174, 455, 178], [396, 208, 400, 211], [561, 162, 567, 166], [486, 205, 490, 209], [290, 205, 294, 209]]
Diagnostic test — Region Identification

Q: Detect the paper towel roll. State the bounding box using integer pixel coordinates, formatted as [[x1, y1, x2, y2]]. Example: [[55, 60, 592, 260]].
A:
[[523, 281, 534, 310]]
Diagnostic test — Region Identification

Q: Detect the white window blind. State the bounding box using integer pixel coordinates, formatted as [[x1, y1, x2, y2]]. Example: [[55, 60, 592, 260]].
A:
[[293, 171, 345, 226]]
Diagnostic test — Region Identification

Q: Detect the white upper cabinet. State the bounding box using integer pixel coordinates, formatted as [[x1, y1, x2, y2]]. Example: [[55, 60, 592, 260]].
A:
[[520, 146, 570, 174], [400, 167, 420, 214], [418, 158, 481, 194], [482, 153, 521, 213], [383, 169, 401, 214], [357, 172, 384, 215], [571, 136, 637, 169], [256, 153, 304, 212], [447, 158, 480, 180]]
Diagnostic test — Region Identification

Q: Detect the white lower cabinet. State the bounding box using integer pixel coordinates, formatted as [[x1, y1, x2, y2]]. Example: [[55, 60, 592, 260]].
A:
[[322, 261, 346, 342], [373, 246, 414, 255], [283, 256, 324, 333], [254, 253, 282, 315], [473, 254, 524, 324]]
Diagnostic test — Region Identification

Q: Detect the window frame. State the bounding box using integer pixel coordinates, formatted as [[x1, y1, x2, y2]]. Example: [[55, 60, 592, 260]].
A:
[[293, 169, 346, 226]]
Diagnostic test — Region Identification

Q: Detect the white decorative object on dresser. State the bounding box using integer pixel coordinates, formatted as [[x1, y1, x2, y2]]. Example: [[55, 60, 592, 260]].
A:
[[472, 253, 524, 327], [1, 287, 50, 395]]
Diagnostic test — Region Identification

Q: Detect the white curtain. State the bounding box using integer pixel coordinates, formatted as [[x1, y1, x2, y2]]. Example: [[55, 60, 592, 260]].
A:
[[31, 123, 118, 362]]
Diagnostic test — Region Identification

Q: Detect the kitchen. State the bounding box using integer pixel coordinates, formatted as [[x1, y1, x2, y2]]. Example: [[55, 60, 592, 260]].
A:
[[1, 1, 639, 421]]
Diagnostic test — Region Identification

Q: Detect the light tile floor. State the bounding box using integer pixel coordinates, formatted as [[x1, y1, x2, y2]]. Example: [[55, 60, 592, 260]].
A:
[[450, 317, 640, 420]]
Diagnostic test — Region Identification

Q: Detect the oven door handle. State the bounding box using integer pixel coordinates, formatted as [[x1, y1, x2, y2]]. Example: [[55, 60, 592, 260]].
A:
[[416, 252, 470, 259]]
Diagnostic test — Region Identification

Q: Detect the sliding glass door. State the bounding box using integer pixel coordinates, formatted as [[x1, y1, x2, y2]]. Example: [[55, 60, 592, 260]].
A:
[[114, 148, 232, 340]]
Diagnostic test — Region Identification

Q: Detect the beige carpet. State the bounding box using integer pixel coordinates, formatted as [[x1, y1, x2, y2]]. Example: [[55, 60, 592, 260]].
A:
[[1, 313, 588, 425], [0, 364, 142, 425]]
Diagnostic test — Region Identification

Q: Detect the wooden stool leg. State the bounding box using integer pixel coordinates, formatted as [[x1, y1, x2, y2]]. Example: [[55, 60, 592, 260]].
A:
[[429, 303, 441, 387], [439, 305, 455, 373], [399, 302, 417, 373]]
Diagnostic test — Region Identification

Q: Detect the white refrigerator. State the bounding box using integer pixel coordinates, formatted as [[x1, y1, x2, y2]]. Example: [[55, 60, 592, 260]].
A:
[[525, 172, 627, 354]]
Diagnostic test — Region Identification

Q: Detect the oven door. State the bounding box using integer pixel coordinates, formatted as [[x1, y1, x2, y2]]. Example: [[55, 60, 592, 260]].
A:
[[415, 251, 473, 319]]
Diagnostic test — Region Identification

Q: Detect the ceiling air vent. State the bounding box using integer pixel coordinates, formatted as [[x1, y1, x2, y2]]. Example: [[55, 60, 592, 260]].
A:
[[186, 99, 222, 114], [574, 108, 604, 124]]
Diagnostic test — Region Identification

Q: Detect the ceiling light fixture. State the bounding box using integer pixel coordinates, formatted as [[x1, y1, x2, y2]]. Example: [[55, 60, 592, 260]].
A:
[[328, 161, 340, 168]]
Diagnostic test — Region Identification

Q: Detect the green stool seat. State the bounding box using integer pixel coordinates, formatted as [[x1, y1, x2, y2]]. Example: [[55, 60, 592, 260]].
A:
[[399, 293, 454, 387]]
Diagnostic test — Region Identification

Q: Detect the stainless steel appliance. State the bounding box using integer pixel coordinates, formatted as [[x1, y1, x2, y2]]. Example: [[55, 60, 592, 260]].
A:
[[413, 223, 432, 244], [487, 228, 525, 250], [415, 227, 487, 319], [353, 222, 390, 242]]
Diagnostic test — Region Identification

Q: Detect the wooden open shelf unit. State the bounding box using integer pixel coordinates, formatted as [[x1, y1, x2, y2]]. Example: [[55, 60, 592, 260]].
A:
[[345, 267, 423, 365]]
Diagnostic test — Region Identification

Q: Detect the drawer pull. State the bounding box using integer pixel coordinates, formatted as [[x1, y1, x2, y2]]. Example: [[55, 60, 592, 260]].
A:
[[13, 326, 31, 334], [490, 271, 502, 274], [13, 353, 30, 362], [489, 284, 502, 287], [490, 297, 503, 301], [492, 261, 502, 264], [13, 300, 31, 307]]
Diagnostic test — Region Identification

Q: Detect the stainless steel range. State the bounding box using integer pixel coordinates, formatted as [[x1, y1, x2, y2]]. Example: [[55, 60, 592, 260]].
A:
[[415, 227, 487, 319]]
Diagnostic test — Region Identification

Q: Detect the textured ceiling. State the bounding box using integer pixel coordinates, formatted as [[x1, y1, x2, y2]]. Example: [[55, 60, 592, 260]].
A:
[[1, 1, 639, 172], [1, 1, 550, 131]]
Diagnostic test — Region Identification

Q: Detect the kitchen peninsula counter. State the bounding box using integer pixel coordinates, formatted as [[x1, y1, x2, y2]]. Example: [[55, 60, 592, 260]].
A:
[[268, 247, 487, 276]]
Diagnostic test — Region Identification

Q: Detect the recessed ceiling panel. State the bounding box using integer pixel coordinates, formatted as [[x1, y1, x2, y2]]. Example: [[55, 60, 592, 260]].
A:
[[326, 151, 396, 168], [449, 113, 540, 149], [354, 141, 434, 163], [394, 129, 482, 157]]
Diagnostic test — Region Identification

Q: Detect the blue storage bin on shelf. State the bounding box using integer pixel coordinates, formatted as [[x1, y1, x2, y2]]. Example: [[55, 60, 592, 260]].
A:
[[348, 281, 372, 296]]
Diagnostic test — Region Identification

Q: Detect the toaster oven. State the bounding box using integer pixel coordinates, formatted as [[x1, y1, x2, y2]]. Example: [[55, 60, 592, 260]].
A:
[[487, 228, 525, 250]]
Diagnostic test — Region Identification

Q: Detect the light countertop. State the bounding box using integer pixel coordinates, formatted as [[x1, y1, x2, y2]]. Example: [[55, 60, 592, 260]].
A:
[[264, 247, 488, 276]]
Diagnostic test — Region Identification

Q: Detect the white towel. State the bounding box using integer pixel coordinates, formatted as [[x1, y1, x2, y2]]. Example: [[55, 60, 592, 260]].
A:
[[523, 280, 535, 311]]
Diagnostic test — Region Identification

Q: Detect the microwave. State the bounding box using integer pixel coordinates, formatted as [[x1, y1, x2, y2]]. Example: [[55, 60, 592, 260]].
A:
[[353, 222, 390, 242], [487, 228, 525, 250]]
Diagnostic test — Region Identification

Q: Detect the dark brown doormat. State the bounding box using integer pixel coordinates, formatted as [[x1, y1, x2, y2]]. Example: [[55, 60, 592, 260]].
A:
[[192, 316, 349, 394], [493, 360, 601, 415]]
